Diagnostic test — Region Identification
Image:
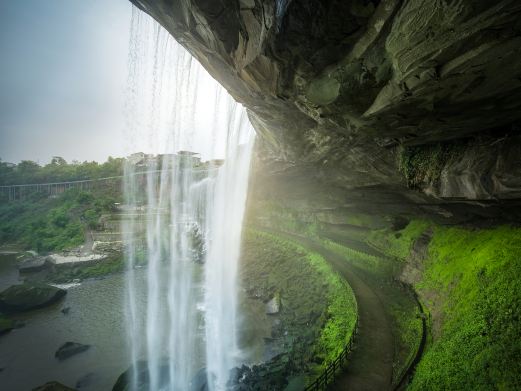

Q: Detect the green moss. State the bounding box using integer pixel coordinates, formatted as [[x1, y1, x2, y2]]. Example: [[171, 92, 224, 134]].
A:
[[367, 219, 430, 259], [409, 225, 521, 390], [370, 220, 521, 389], [243, 230, 357, 373], [305, 251, 357, 366]]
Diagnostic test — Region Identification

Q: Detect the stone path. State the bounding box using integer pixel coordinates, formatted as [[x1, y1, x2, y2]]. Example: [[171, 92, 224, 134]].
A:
[[267, 230, 394, 391]]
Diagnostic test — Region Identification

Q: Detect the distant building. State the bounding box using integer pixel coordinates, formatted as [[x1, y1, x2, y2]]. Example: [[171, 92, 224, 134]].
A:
[[127, 151, 208, 169]]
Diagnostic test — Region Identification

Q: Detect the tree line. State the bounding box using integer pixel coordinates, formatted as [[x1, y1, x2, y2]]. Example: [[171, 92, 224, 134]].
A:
[[0, 156, 125, 186]]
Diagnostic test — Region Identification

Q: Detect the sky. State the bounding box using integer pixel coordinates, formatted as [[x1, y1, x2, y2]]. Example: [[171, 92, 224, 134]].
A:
[[0, 0, 132, 164]]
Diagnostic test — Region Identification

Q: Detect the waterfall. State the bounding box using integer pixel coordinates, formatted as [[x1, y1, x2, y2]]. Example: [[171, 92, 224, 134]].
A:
[[122, 7, 254, 391]]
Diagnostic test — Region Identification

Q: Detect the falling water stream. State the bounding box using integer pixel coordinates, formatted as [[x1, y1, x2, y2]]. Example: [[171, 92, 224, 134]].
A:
[[123, 7, 254, 391]]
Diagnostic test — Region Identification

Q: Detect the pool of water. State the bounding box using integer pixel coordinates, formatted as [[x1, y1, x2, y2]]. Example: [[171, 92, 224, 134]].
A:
[[0, 256, 272, 390]]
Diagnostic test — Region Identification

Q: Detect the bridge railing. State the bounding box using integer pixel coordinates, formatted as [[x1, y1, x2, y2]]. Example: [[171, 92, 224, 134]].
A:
[[305, 316, 359, 391], [0, 167, 221, 202]]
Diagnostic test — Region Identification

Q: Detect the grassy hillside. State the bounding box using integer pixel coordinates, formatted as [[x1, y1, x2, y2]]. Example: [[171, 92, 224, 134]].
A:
[[370, 222, 521, 390], [0, 189, 120, 252]]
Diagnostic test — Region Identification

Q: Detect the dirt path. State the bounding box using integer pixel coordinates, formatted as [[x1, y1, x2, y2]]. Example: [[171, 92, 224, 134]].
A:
[[266, 230, 394, 391]]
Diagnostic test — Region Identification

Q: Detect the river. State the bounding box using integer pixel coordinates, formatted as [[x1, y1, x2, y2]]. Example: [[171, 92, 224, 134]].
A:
[[0, 255, 271, 390]]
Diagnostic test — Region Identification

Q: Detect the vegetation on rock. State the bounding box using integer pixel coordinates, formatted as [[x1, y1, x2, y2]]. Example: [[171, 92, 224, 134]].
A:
[[397, 142, 466, 190]]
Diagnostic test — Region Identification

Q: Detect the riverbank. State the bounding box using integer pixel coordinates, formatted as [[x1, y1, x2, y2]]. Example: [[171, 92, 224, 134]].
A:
[[238, 229, 357, 389]]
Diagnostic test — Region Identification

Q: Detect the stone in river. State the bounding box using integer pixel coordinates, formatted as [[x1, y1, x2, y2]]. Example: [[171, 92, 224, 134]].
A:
[[0, 283, 66, 313], [55, 342, 90, 361]]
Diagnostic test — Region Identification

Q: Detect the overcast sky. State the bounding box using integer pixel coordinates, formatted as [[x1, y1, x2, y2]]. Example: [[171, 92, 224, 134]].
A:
[[0, 0, 132, 164]]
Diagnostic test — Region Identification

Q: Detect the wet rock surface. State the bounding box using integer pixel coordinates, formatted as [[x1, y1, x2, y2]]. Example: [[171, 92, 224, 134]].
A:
[[55, 342, 90, 361], [112, 361, 170, 391], [18, 256, 51, 273], [131, 0, 521, 220], [0, 283, 66, 313]]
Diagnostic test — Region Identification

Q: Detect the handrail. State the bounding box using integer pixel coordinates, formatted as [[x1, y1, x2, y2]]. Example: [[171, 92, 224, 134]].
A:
[[304, 316, 359, 391]]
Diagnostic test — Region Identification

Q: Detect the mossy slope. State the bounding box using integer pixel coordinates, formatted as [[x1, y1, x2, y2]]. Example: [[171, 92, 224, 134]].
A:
[[241, 230, 357, 382], [370, 222, 521, 390]]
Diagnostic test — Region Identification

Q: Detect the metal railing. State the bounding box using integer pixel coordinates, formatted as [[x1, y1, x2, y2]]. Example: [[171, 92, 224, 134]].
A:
[[305, 317, 359, 391]]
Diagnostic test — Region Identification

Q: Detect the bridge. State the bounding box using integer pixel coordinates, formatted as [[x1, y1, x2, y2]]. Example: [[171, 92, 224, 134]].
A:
[[0, 167, 217, 202], [0, 175, 124, 201]]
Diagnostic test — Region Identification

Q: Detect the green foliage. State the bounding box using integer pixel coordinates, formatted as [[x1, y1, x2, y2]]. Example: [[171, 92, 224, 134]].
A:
[[0, 189, 120, 252], [408, 225, 521, 390], [370, 220, 521, 389], [397, 142, 466, 189], [0, 156, 124, 185]]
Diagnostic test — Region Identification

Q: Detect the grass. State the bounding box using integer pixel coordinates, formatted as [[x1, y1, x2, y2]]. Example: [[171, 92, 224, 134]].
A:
[[409, 225, 521, 390], [305, 251, 357, 366]]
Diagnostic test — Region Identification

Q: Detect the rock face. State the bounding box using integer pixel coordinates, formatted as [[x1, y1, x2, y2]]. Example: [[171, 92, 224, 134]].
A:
[[265, 292, 281, 315], [130, 0, 521, 220], [55, 342, 90, 361], [0, 283, 66, 313]]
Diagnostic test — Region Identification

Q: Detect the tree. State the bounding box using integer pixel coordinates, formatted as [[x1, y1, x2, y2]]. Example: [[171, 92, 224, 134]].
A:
[[50, 156, 67, 166]]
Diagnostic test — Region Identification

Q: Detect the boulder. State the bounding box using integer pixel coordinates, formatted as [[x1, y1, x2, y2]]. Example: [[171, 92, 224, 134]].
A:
[[92, 241, 123, 254], [18, 256, 51, 273], [0, 283, 66, 313], [55, 342, 90, 361], [32, 382, 76, 391], [112, 361, 170, 391]]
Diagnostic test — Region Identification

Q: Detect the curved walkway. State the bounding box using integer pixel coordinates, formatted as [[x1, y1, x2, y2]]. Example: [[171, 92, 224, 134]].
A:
[[266, 229, 394, 391]]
